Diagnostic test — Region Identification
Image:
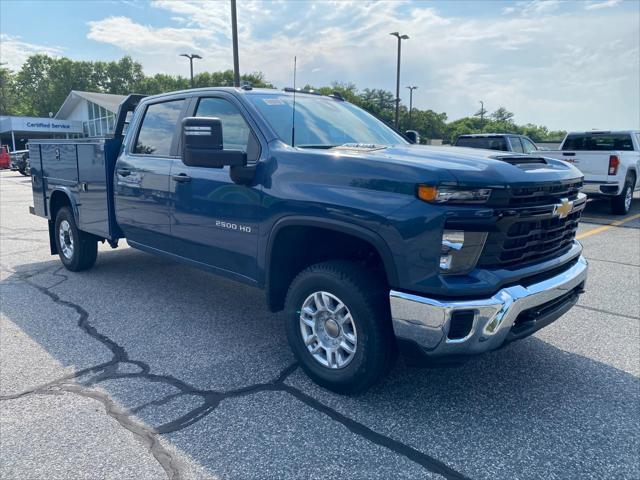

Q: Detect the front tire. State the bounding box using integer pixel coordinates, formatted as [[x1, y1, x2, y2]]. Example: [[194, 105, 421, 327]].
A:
[[54, 207, 98, 271], [611, 174, 635, 215], [284, 261, 396, 394]]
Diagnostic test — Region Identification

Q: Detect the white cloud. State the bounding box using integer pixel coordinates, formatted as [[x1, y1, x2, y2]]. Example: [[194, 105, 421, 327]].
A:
[[0, 34, 64, 70], [502, 0, 562, 16], [82, 1, 639, 130], [585, 0, 621, 10], [87, 16, 214, 54]]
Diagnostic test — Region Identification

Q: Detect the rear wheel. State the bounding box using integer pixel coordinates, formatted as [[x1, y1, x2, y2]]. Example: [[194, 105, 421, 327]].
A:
[[611, 174, 635, 215], [284, 261, 396, 394], [54, 207, 98, 271]]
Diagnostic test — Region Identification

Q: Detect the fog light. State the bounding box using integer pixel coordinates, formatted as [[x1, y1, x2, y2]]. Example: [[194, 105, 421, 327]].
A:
[[440, 230, 488, 275], [442, 230, 465, 253]]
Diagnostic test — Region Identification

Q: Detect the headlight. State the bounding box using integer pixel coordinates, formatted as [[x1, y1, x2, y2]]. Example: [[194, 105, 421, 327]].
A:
[[440, 230, 488, 274], [418, 185, 491, 204]]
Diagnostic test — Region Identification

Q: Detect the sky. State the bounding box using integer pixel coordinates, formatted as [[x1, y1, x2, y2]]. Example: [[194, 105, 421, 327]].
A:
[[1, 0, 639, 130]]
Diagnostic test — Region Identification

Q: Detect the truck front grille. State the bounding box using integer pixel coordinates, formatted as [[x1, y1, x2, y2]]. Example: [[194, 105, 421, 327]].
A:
[[478, 199, 585, 269]]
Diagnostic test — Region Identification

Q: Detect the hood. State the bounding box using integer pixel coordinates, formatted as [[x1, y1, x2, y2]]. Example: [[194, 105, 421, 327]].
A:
[[330, 144, 583, 187]]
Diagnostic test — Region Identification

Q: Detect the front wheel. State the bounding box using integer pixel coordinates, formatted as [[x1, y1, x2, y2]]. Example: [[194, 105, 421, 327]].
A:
[[284, 261, 396, 394], [54, 207, 98, 271], [611, 174, 635, 215]]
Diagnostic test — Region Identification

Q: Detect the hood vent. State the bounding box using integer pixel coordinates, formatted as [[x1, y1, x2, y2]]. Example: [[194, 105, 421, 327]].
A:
[[492, 155, 548, 165]]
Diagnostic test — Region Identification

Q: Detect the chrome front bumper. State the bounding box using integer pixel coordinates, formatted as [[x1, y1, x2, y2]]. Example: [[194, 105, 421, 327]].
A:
[[390, 256, 588, 357]]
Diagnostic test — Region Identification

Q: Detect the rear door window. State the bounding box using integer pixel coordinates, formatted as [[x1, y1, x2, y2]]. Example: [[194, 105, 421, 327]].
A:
[[521, 137, 537, 154], [509, 137, 524, 153], [562, 134, 634, 151], [134, 99, 185, 156]]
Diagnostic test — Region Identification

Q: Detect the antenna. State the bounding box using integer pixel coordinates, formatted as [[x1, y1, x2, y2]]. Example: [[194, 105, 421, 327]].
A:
[[291, 56, 297, 147]]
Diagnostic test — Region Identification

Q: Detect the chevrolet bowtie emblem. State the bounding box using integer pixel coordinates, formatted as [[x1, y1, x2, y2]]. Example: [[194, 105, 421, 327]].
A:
[[553, 198, 574, 219]]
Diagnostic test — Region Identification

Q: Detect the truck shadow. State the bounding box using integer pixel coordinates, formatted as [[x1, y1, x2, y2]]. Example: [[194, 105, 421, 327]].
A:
[[2, 249, 638, 479], [581, 191, 640, 227]]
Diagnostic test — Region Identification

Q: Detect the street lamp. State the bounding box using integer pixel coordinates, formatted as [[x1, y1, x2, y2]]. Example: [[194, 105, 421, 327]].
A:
[[406, 85, 418, 129], [390, 32, 409, 129], [180, 53, 202, 88]]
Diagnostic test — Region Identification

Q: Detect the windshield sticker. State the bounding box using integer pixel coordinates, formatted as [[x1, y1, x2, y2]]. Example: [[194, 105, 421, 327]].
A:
[[263, 98, 285, 106]]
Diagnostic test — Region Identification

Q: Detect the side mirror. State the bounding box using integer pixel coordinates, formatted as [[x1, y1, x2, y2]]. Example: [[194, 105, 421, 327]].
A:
[[182, 117, 247, 168], [405, 130, 420, 144]]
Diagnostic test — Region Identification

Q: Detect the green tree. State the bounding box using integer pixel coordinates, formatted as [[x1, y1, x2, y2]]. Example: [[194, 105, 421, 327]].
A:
[[0, 65, 20, 115], [14, 54, 57, 116], [490, 107, 515, 123]]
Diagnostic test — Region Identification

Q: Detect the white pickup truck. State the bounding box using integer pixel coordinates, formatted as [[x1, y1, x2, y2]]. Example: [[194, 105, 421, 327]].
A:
[[540, 131, 640, 214]]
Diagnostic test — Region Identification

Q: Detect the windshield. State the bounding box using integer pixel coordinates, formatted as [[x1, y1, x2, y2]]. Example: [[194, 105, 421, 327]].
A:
[[455, 136, 508, 151], [248, 93, 406, 147]]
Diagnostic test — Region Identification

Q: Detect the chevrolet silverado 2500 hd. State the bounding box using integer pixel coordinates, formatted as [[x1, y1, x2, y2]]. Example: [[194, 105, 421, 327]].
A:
[[540, 131, 640, 214], [28, 88, 588, 393]]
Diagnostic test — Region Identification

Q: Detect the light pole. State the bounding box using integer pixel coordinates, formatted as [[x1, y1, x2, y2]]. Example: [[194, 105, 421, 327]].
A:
[[390, 32, 409, 130], [230, 0, 240, 87], [478, 100, 486, 131], [406, 85, 418, 129], [180, 53, 202, 88]]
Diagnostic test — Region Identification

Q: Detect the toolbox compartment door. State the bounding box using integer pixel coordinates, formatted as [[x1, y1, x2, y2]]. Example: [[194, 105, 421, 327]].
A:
[[77, 142, 110, 239]]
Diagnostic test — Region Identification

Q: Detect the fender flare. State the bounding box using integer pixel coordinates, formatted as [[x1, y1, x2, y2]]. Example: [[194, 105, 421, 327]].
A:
[[48, 187, 79, 221], [264, 215, 399, 287]]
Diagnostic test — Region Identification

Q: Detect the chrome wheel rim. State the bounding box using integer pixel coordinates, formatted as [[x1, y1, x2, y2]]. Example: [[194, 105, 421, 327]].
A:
[[58, 220, 74, 259], [625, 186, 632, 211], [299, 291, 357, 369]]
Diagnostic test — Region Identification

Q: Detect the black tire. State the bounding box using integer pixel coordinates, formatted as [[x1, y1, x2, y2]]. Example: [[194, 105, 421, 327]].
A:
[[611, 174, 635, 215], [54, 207, 98, 271], [284, 261, 396, 394], [18, 167, 27, 176]]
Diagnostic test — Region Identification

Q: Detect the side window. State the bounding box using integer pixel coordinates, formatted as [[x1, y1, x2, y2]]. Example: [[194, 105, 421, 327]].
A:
[[522, 137, 537, 154], [134, 99, 185, 155], [510, 136, 524, 153], [195, 98, 251, 152]]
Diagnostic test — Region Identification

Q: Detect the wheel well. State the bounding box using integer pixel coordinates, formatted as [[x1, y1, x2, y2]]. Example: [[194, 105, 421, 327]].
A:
[[47, 191, 73, 255], [266, 225, 389, 312], [49, 190, 72, 221]]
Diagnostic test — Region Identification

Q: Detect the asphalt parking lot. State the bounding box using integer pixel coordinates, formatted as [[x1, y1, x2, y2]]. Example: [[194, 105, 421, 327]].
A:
[[1, 170, 638, 480]]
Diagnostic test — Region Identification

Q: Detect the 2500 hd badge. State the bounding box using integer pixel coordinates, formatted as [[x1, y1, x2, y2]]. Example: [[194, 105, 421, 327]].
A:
[[216, 220, 252, 233]]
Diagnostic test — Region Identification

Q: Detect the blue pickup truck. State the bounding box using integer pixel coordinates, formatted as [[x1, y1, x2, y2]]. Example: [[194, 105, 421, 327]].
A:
[[28, 87, 588, 393]]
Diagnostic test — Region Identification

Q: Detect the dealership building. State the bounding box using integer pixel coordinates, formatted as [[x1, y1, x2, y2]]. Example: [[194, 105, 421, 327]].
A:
[[0, 90, 126, 152]]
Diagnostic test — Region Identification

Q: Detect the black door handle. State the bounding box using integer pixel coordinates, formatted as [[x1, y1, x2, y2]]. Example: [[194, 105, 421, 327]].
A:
[[117, 168, 131, 177], [172, 173, 191, 183]]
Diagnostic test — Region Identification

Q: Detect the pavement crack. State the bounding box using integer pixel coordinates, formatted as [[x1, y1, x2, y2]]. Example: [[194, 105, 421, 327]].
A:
[[22, 273, 129, 361], [279, 383, 471, 480], [7, 383, 183, 480]]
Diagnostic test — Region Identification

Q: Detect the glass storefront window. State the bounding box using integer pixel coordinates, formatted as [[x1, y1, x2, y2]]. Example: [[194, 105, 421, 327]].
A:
[[83, 102, 117, 137]]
